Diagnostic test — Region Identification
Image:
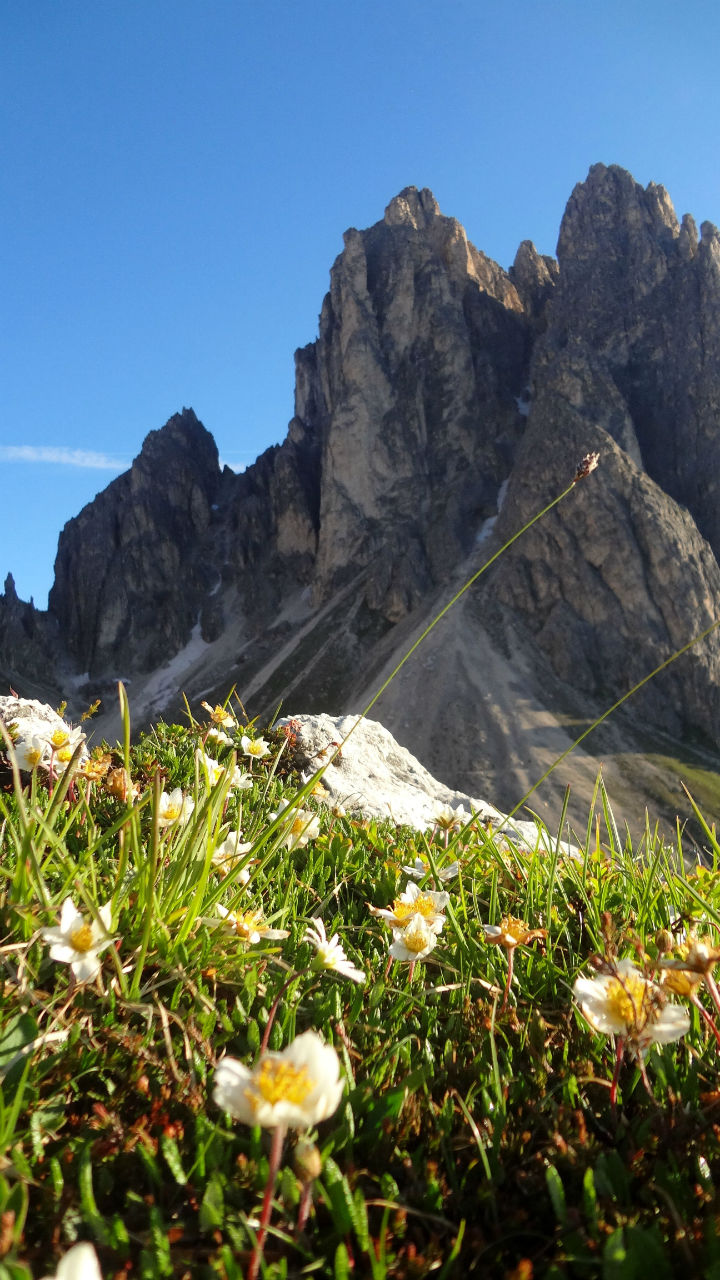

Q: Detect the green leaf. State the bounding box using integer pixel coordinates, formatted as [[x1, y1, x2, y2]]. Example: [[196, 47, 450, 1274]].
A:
[[334, 1242, 351, 1280], [199, 1172, 225, 1231], [582, 1166, 599, 1239], [545, 1163, 567, 1226], [603, 1228, 631, 1279], [322, 1159, 354, 1235], [0, 1014, 38, 1085], [160, 1133, 187, 1185]]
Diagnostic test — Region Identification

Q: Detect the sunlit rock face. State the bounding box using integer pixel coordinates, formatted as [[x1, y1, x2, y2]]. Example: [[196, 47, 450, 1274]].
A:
[[303, 186, 531, 619], [4, 167, 720, 831]]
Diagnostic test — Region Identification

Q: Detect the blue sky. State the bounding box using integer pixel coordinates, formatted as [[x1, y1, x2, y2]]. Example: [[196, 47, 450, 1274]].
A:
[[3, 0, 720, 607]]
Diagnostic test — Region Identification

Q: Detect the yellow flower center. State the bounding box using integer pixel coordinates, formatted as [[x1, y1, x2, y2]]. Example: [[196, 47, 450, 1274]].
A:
[[26, 746, 43, 767], [393, 894, 438, 923], [606, 972, 650, 1029], [56, 746, 74, 763], [251, 1059, 313, 1107], [50, 729, 70, 748], [662, 969, 700, 999], [247, 741, 264, 757], [501, 916, 530, 945], [402, 918, 432, 953], [69, 923, 94, 952], [234, 911, 264, 938], [164, 803, 181, 821]]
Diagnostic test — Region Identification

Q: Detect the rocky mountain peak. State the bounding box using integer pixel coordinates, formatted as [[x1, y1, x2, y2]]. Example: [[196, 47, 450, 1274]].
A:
[[383, 185, 440, 229], [4, 165, 720, 834], [48, 408, 222, 676]]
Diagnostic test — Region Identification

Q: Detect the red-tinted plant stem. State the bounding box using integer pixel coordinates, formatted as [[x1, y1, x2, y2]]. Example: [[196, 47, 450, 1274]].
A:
[[248, 1123, 286, 1280], [499, 947, 515, 1013], [260, 968, 311, 1054], [610, 1035, 625, 1106]]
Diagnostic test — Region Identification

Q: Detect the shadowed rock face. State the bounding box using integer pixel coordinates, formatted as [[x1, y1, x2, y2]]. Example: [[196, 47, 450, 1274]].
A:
[[3, 167, 720, 830], [492, 163, 720, 745]]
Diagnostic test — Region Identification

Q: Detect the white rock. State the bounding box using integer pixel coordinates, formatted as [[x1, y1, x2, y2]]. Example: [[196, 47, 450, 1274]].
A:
[[280, 713, 577, 857]]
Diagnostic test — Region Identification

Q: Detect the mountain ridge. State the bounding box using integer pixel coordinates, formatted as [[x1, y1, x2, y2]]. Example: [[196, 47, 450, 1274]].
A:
[[3, 165, 720, 833]]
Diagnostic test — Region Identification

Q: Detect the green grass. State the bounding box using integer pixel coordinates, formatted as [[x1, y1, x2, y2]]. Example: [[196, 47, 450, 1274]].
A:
[[2, 699, 720, 1280]]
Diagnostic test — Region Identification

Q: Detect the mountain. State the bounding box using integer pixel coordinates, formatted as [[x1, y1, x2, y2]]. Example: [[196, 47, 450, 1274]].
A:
[[3, 165, 720, 835]]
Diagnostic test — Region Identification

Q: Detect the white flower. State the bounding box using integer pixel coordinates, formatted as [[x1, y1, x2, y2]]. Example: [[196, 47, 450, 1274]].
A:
[[196, 750, 252, 791], [389, 915, 438, 962], [41, 1242, 102, 1280], [157, 787, 195, 827], [196, 749, 224, 786], [206, 727, 234, 748], [304, 918, 366, 983], [41, 898, 114, 983], [214, 1030, 343, 1129], [241, 734, 271, 760], [215, 903, 289, 943], [46, 723, 86, 754], [211, 831, 253, 880], [229, 766, 254, 791], [271, 799, 321, 850], [402, 857, 459, 883], [428, 803, 471, 832], [573, 958, 690, 1054], [369, 881, 449, 933], [13, 735, 50, 771]]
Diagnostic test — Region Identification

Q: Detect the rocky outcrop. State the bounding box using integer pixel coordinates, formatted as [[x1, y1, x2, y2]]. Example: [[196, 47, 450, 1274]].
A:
[[49, 410, 222, 675], [491, 164, 720, 746], [0, 575, 60, 699], [304, 187, 531, 618], [3, 167, 720, 833]]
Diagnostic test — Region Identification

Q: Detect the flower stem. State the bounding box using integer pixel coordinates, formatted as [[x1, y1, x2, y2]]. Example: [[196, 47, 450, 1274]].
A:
[[248, 1123, 286, 1280], [692, 992, 720, 1050], [260, 968, 310, 1054], [610, 1036, 625, 1106], [500, 947, 515, 1014], [296, 1181, 313, 1234]]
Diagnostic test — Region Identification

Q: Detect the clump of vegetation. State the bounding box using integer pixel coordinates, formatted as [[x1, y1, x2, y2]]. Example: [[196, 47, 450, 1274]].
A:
[[2, 687, 720, 1280]]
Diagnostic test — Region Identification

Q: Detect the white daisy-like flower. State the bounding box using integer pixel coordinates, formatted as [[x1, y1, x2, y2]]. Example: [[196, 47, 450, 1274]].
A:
[[196, 749, 225, 786], [401, 857, 459, 883], [270, 799, 321, 850], [241, 734, 271, 760], [229, 766, 254, 791], [304, 918, 366, 983], [41, 1242, 102, 1280], [41, 898, 114, 983], [389, 915, 438, 962], [195, 750, 252, 792], [214, 1030, 343, 1129], [369, 881, 449, 933], [215, 903, 289, 943], [157, 787, 195, 828], [206, 727, 234, 748], [573, 958, 690, 1054], [211, 830, 253, 880], [428, 803, 471, 832], [13, 735, 51, 771]]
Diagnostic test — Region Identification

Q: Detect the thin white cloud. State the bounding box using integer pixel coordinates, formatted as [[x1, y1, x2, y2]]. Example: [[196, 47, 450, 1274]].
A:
[[0, 445, 129, 470]]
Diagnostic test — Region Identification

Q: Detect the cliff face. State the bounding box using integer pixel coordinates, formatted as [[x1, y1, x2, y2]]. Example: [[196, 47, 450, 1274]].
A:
[[3, 166, 720, 829], [302, 187, 531, 619], [493, 164, 720, 744]]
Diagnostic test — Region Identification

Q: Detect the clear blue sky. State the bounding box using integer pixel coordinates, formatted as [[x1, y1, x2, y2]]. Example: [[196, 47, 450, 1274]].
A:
[[3, 0, 720, 607]]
